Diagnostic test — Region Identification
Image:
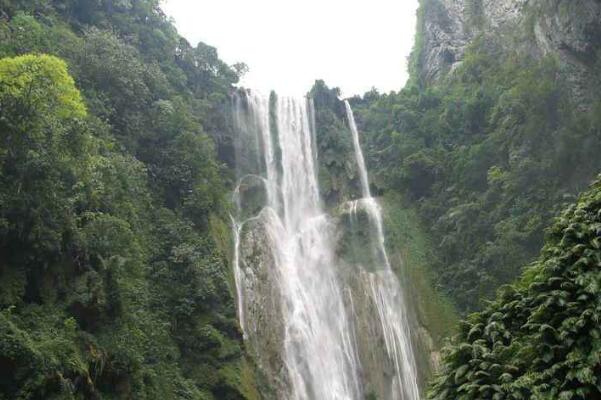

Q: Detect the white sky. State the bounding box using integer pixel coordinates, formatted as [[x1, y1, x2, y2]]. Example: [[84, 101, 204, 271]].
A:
[[161, 0, 418, 97]]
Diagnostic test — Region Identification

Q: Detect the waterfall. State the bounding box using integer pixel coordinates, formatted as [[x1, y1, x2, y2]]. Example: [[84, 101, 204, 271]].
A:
[[231, 90, 420, 400], [233, 91, 361, 399], [345, 101, 371, 197], [344, 100, 420, 400]]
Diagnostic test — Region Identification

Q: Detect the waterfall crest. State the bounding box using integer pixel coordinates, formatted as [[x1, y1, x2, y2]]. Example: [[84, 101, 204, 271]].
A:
[[231, 90, 420, 400]]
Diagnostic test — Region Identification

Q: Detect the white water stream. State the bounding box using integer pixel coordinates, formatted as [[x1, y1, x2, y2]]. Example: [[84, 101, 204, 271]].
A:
[[345, 100, 420, 400], [231, 91, 420, 400]]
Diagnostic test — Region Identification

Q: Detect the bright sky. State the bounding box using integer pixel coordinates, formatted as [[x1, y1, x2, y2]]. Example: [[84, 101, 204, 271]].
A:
[[161, 0, 418, 97]]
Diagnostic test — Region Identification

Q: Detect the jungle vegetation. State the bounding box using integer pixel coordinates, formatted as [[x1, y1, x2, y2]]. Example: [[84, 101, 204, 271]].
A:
[[428, 176, 601, 399], [352, 39, 601, 312], [0, 1, 259, 399]]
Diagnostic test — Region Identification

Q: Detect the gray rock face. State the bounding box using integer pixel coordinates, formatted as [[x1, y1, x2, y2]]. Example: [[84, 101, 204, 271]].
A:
[[416, 0, 528, 83], [238, 216, 288, 397], [533, 0, 601, 107], [416, 0, 601, 106]]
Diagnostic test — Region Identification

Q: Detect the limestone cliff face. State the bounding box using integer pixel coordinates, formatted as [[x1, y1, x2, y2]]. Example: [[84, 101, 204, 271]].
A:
[[533, 0, 601, 106], [415, 0, 601, 105], [416, 0, 527, 83]]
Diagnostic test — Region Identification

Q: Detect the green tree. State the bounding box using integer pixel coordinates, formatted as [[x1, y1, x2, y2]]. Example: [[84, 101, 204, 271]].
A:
[[0, 54, 87, 260]]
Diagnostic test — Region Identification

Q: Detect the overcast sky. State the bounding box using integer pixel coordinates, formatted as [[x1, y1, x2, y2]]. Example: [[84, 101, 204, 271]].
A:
[[161, 0, 418, 97]]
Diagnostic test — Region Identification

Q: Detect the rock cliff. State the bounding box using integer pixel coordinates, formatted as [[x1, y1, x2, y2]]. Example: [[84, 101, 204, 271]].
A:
[[414, 0, 601, 106]]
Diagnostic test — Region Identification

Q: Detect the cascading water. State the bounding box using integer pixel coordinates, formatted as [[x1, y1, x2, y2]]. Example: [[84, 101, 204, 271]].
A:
[[345, 100, 420, 400], [231, 90, 420, 400], [233, 91, 361, 399]]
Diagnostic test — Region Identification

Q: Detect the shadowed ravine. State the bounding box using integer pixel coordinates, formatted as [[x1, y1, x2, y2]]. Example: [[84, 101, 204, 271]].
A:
[[231, 90, 420, 400]]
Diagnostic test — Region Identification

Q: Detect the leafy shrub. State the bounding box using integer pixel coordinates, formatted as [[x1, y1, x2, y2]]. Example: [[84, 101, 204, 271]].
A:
[[429, 176, 601, 399]]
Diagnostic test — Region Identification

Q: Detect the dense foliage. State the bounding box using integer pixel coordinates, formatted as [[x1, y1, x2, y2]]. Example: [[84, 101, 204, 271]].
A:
[[309, 81, 362, 206], [429, 176, 601, 400], [0, 2, 259, 399], [351, 38, 601, 312]]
